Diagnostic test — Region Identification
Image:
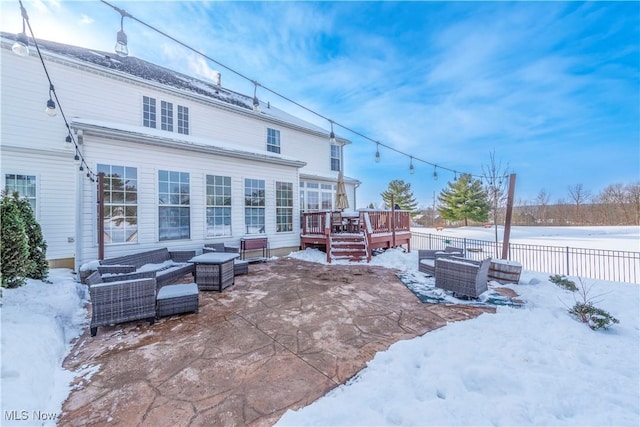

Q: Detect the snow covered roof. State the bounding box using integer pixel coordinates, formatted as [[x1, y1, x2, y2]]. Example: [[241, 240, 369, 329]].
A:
[[0, 32, 348, 142]]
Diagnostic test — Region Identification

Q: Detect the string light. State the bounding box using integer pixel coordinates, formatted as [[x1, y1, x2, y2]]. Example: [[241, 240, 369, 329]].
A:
[[46, 84, 56, 116], [96, 0, 507, 182], [13, 0, 96, 181], [375, 142, 380, 163], [115, 11, 129, 57], [433, 166, 438, 181], [329, 120, 337, 143], [409, 157, 414, 175], [11, 3, 29, 57], [252, 81, 260, 112]]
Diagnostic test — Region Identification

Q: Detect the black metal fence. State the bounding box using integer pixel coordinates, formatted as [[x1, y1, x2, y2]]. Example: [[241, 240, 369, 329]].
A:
[[411, 231, 640, 284]]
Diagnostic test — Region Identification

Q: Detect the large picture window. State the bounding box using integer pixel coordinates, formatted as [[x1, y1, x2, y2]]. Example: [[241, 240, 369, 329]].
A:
[[143, 96, 156, 128], [206, 175, 231, 237], [244, 178, 265, 234], [97, 164, 137, 243], [4, 174, 36, 212], [276, 181, 293, 232], [159, 170, 190, 241], [300, 181, 335, 212]]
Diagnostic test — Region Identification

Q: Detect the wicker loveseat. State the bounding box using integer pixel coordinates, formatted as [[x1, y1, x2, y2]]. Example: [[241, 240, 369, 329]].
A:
[[434, 257, 491, 298], [97, 248, 195, 289], [418, 246, 465, 276], [86, 271, 156, 336]]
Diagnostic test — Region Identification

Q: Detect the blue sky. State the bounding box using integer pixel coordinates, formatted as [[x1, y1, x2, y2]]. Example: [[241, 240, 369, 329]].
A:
[[2, 1, 638, 208]]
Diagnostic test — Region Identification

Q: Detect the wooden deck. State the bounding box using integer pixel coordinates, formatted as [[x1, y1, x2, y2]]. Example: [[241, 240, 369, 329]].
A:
[[300, 210, 412, 263]]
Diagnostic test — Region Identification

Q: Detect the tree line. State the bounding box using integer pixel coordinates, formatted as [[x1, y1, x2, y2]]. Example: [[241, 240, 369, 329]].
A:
[[378, 178, 639, 227]]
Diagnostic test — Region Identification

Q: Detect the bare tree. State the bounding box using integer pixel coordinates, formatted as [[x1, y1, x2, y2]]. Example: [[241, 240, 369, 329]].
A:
[[535, 189, 551, 225], [568, 184, 591, 225], [482, 151, 509, 253], [625, 182, 640, 225]]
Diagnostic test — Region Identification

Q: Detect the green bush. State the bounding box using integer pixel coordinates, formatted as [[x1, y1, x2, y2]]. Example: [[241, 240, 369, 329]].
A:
[[569, 302, 620, 330], [13, 194, 48, 280], [549, 274, 578, 292], [1, 193, 31, 288]]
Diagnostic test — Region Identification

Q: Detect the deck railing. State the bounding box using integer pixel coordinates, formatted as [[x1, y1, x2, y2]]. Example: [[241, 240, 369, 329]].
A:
[[301, 210, 412, 236], [411, 231, 640, 284]]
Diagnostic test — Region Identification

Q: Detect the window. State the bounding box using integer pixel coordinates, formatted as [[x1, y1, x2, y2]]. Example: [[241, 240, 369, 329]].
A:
[[206, 175, 231, 237], [276, 181, 293, 232], [158, 170, 190, 241], [267, 128, 280, 154], [244, 178, 265, 234], [97, 165, 138, 244], [5, 174, 36, 212], [161, 101, 173, 131], [331, 144, 341, 171], [178, 105, 189, 135], [299, 181, 336, 212], [143, 96, 156, 128]]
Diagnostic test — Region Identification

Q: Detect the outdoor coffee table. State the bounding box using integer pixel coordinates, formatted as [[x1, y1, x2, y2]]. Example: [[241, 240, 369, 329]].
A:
[[189, 252, 239, 291]]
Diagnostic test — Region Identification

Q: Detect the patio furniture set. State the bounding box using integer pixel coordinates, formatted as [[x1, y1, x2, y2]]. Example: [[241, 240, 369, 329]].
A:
[[418, 246, 521, 299], [86, 239, 269, 336]]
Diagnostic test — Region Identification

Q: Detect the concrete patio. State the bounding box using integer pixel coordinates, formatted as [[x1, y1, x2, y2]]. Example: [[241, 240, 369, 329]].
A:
[[60, 257, 493, 426]]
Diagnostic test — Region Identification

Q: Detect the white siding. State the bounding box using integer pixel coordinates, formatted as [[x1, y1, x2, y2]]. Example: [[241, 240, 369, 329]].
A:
[[0, 148, 77, 260], [2, 39, 357, 266], [76, 135, 300, 266]]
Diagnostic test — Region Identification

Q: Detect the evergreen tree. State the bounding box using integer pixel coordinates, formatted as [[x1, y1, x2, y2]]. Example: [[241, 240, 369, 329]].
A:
[[1, 193, 30, 288], [438, 174, 490, 226], [13, 193, 48, 280], [381, 180, 418, 213]]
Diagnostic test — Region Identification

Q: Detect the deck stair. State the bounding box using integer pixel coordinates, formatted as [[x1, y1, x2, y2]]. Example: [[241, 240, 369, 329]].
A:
[[329, 233, 368, 262]]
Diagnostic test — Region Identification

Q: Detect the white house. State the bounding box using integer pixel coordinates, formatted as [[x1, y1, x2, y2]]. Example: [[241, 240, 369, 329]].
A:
[[0, 33, 360, 269]]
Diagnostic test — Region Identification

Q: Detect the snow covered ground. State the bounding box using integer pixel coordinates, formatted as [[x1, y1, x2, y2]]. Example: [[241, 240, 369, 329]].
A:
[[1, 226, 638, 426]]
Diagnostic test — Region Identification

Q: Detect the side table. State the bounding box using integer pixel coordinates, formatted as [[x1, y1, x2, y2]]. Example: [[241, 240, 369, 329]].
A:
[[189, 252, 239, 291]]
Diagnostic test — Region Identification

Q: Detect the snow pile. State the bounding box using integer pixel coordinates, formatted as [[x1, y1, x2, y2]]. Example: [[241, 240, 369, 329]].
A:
[[277, 266, 640, 426], [0, 269, 88, 426]]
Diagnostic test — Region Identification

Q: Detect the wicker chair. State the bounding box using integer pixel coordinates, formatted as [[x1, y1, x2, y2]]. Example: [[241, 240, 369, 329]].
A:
[[204, 244, 248, 275], [418, 246, 465, 276], [434, 257, 491, 298], [86, 271, 156, 337]]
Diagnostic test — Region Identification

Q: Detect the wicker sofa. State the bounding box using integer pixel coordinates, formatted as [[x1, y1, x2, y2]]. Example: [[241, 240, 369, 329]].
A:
[[418, 246, 465, 276], [97, 248, 195, 288], [434, 257, 491, 298], [86, 271, 156, 336]]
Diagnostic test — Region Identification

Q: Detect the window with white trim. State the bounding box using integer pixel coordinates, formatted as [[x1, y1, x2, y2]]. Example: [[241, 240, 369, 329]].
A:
[[97, 164, 138, 244], [177, 105, 189, 135], [158, 170, 190, 241], [161, 101, 173, 131], [4, 174, 36, 212], [331, 144, 341, 171], [267, 128, 281, 154], [206, 175, 231, 237], [244, 178, 265, 234], [143, 96, 156, 128], [276, 181, 293, 232]]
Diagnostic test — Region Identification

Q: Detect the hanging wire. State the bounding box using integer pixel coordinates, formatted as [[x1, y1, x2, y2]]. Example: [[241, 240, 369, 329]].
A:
[[16, 0, 95, 180], [98, 1, 505, 181]]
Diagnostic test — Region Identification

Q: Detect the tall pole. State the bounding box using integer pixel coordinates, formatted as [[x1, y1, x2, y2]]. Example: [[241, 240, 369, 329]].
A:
[[391, 194, 396, 247], [501, 173, 516, 259], [97, 172, 105, 260]]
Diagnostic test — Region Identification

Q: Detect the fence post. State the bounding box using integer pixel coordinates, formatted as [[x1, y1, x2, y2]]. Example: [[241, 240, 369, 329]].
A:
[[463, 238, 467, 253], [566, 246, 570, 276]]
